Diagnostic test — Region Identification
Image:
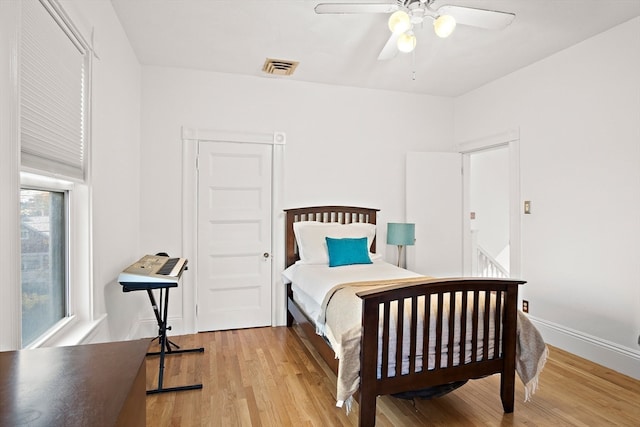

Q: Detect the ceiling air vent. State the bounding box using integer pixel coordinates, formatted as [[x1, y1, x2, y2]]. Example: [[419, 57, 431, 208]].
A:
[[262, 58, 299, 76]]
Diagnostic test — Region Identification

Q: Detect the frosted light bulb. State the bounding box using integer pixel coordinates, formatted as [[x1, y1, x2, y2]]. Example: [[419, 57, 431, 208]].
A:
[[434, 15, 456, 38], [388, 10, 411, 34], [397, 32, 417, 53]]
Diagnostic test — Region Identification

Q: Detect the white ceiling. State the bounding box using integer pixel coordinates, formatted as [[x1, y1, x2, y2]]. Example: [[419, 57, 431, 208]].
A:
[[110, 0, 640, 97]]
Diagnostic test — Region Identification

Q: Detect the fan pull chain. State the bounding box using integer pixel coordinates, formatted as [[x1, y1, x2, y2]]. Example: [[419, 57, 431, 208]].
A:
[[411, 49, 417, 81]]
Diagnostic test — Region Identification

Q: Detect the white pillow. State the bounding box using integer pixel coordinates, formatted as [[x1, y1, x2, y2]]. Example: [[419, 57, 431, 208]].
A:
[[293, 221, 377, 264]]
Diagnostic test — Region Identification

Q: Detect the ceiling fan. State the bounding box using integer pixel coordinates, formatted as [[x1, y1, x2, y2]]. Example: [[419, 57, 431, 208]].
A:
[[315, 0, 516, 60]]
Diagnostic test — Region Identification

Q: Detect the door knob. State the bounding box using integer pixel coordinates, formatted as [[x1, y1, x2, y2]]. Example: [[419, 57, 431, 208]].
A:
[[263, 252, 270, 258]]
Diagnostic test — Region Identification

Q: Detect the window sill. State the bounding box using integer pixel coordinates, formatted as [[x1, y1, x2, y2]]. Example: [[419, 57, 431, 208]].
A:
[[27, 314, 108, 349]]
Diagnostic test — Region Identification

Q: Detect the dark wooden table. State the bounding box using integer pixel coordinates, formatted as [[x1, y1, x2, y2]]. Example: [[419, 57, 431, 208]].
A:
[[0, 339, 150, 427]]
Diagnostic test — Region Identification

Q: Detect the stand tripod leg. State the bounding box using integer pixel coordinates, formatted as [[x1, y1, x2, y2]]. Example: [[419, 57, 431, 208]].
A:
[[157, 288, 170, 390]]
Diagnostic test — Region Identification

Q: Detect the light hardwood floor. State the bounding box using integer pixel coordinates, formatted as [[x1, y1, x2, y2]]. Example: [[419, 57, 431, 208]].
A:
[[146, 326, 640, 426]]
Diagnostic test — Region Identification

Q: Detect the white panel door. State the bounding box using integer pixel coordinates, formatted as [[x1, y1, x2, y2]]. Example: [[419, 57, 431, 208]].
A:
[[197, 141, 272, 331], [406, 152, 463, 277]]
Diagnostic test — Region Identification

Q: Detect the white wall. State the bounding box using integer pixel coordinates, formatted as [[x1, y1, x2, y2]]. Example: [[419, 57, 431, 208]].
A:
[[60, 0, 143, 343], [455, 17, 640, 378], [139, 66, 454, 331]]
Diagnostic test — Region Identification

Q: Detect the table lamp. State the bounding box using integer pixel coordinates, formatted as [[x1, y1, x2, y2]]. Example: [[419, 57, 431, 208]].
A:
[[387, 222, 415, 268]]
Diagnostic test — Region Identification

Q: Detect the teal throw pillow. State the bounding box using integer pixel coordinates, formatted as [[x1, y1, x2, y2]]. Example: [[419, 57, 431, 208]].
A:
[[325, 237, 372, 267]]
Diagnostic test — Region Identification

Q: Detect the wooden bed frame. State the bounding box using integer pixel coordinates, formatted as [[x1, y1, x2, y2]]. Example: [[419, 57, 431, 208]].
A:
[[284, 206, 525, 427]]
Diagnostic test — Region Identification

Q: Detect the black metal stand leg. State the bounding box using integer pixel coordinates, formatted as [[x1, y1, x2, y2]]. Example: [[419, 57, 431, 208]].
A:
[[145, 287, 204, 395], [146, 289, 180, 352]]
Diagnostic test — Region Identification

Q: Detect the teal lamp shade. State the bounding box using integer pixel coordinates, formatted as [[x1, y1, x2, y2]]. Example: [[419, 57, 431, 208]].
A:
[[387, 223, 415, 246], [387, 223, 415, 267]]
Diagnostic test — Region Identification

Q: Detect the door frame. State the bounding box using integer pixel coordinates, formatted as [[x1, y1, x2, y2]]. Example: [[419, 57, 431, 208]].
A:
[[181, 127, 286, 334], [458, 128, 521, 279]]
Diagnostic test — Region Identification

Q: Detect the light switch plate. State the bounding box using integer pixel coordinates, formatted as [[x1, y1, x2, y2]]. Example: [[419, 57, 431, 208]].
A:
[[524, 201, 531, 214]]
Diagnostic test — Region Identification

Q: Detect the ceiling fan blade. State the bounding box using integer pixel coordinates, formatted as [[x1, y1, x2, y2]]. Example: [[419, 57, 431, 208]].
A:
[[315, 2, 399, 14], [437, 5, 515, 30], [377, 32, 400, 60]]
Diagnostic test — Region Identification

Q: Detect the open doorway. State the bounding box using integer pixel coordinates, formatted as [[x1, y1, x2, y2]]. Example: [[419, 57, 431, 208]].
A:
[[469, 146, 510, 277], [461, 130, 521, 279]]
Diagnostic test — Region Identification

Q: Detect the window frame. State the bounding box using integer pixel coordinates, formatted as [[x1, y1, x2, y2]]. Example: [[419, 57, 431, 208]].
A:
[[20, 172, 76, 348]]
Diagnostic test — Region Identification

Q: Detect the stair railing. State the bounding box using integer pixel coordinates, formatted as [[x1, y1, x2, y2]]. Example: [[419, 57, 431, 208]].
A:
[[477, 246, 509, 278]]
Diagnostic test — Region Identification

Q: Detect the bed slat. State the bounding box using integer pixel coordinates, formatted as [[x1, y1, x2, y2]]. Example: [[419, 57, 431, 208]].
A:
[[409, 296, 418, 374], [447, 292, 456, 368], [396, 298, 405, 377], [483, 292, 491, 361], [494, 291, 503, 358], [422, 295, 431, 373], [459, 291, 468, 366], [472, 290, 480, 362], [434, 293, 444, 371], [381, 301, 391, 379]]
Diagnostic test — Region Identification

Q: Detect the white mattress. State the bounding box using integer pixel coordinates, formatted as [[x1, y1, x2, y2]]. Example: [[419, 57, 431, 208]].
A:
[[290, 282, 323, 325]]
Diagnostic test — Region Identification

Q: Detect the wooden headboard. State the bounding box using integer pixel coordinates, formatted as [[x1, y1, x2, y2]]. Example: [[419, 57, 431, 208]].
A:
[[283, 206, 380, 268]]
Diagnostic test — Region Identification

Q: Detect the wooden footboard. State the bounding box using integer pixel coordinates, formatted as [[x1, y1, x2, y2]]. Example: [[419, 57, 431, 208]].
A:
[[356, 277, 524, 427], [287, 277, 524, 427]]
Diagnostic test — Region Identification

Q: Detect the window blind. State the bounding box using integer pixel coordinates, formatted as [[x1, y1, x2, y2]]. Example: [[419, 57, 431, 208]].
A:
[[20, 0, 88, 181]]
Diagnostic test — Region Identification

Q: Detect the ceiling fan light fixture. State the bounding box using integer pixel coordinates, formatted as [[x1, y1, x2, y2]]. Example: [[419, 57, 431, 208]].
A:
[[397, 31, 416, 53], [434, 14, 456, 38], [388, 10, 411, 34]]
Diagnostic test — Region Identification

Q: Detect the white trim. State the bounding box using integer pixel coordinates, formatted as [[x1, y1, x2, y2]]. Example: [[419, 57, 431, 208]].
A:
[[458, 128, 521, 279], [181, 127, 286, 145], [507, 136, 521, 278], [456, 128, 520, 153], [0, 0, 21, 350], [181, 127, 286, 334], [272, 143, 286, 326], [182, 136, 198, 333], [462, 154, 471, 274], [41, 0, 93, 55], [530, 315, 640, 380], [20, 171, 74, 190]]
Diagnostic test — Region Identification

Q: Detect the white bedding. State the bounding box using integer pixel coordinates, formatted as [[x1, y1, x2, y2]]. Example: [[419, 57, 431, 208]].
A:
[[283, 258, 421, 327]]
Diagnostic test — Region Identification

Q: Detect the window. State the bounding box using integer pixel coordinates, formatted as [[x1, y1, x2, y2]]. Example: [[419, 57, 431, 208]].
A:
[[20, 188, 68, 346], [15, 0, 92, 348]]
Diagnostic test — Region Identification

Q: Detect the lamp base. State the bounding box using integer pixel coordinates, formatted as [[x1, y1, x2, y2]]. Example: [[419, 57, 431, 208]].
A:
[[396, 245, 404, 268]]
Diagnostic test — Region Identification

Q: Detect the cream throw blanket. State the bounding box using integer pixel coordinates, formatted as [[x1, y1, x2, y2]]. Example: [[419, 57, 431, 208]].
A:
[[319, 279, 548, 411]]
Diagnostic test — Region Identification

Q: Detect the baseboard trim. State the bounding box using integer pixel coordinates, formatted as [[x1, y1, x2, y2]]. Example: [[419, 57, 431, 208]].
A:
[[530, 315, 640, 380], [127, 316, 185, 341]]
